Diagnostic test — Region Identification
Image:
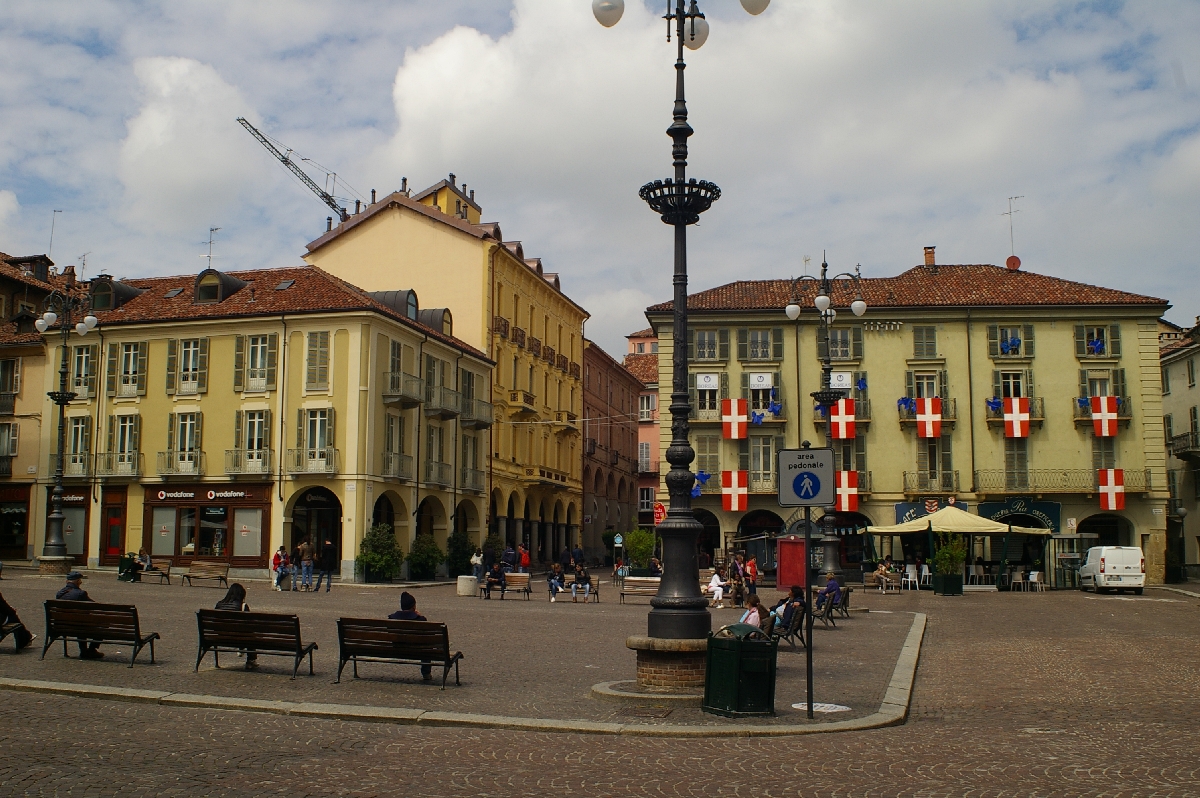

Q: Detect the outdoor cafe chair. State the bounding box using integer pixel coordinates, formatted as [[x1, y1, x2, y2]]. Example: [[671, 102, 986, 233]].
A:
[[1030, 571, 1047, 592], [902, 565, 919, 591], [919, 564, 932, 587], [1010, 570, 1027, 592]]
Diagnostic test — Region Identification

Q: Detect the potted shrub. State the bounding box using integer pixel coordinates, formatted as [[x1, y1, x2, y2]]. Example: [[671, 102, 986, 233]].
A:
[[445, 525, 473, 578], [355, 523, 403, 583], [932, 532, 966, 596], [406, 532, 445, 581], [623, 527, 657, 576]]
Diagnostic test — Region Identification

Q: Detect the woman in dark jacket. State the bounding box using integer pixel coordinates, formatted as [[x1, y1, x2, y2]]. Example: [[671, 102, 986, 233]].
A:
[[314, 542, 337, 593], [215, 583, 257, 669]]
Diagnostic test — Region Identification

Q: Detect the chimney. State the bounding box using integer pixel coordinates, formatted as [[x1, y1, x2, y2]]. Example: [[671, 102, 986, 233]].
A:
[[354, 199, 361, 214], [401, 177, 408, 193], [923, 246, 936, 266], [370, 189, 376, 204], [469, 189, 475, 201], [448, 172, 456, 185], [326, 217, 333, 232]]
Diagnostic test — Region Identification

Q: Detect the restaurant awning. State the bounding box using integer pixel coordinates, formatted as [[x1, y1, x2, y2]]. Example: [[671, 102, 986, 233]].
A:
[[865, 505, 1049, 535]]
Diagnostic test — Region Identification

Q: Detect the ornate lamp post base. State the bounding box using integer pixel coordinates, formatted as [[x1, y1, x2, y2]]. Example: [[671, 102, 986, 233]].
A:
[[626, 635, 708, 693], [37, 556, 75, 576]]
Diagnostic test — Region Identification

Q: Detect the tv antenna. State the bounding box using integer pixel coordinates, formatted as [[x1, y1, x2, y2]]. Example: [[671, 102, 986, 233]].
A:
[[802, 255, 811, 277], [48, 210, 63, 258], [78, 252, 91, 280], [1001, 196, 1024, 257], [201, 227, 221, 270]]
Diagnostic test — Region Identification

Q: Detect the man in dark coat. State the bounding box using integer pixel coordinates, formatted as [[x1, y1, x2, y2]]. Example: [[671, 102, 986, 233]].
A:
[[482, 542, 496, 573], [55, 572, 102, 659], [483, 563, 506, 599], [572, 543, 585, 567], [388, 591, 432, 680], [501, 545, 518, 572], [559, 546, 573, 571], [314, 541, 337, 593], [0, 592, 34, 650]]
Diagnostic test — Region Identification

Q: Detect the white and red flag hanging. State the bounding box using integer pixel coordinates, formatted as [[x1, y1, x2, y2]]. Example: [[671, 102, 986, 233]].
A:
[[1090, 395, 1119, 437], [1097, 468, 1125, 510], [722, 470, 748, 512], [835, 470, 859, 512], [1003, 397, 1030, 438], [721, 398, 748, 440], [916, 397, 942, 439], [829, 397, 856, 439]]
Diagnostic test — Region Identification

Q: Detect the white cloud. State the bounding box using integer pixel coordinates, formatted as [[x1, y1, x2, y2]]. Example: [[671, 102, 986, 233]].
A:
[[0, 190, 17, 231], [576, 286, 658, 359], [118, 57, 270, 234]]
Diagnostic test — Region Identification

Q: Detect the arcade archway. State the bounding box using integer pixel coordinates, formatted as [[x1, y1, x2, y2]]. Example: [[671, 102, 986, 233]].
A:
[[290, 487, 342, 572]]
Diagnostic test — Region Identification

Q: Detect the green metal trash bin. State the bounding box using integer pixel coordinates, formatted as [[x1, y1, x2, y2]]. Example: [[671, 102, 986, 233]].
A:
[[702, 622, 778, 717]]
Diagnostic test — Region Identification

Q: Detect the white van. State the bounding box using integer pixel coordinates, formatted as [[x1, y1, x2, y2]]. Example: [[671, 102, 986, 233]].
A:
[[1079, 546, 1145, 594]]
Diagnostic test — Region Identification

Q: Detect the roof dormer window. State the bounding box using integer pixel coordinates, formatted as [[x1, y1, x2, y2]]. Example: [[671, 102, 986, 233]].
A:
[[91, 283, 113, 310], [196, 274, 221, 303], [192, 268, 248, 305]]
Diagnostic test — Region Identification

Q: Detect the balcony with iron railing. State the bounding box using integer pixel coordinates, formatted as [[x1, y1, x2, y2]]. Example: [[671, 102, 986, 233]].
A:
[[1170, 432, 1200, 461], [903, 470, 960, 495], [639, 458, 659, 476], [569, 361, 581, 379], [522, 465, 572, 487], [813, 398, 872, 427], [382, 372, 424, 408], [553, 410, 578, 432], [51, 453, 92, 478], [512, 326, 526, 347], [95, 452, 144, 478], [509, 390, 537, 415], [224, 448, 273, 476], [381, 451, 414, 480], [286, 447, 339, 474], [556, 353, 569, 372], [0, 455, 11, 477], [462, 467, 485, 493], [460, 397, 494, 429], [984, 396, 1045, 427], [1071, 396, 1132, 427], [898, 398, 958, 426], [0, 393, 14, 415], [528, 337, 541, 358], [493, 316, 510, 338], [543, 344, 555, 363], [71, 374, 97, 399], [426, 460, 453, 487], [749, 473, 777, 493], [424, 385, 461, 419], [974, 468, 1152, 494], [157, 450, 206, 476]]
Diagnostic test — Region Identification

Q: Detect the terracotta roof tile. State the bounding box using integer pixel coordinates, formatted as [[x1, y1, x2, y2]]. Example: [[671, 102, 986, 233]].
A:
[[646, 264, 1168, 314], [91, 266, 491, 362], [625, 327, 654, 339], [622, 352, 659, 385]]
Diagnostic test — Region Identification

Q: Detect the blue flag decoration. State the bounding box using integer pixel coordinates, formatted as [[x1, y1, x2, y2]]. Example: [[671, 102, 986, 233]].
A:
[[814, 404, 826, 417], [897, 397, 916, 413], [695, 470, 711, 484], [691, 485, 702, 498], [1087, 338, 1105, 355], [768, 400, 783, 416], [856, 377, 868, 392], [986, 397, 1002, 412], [750, 411, 765, 425], [999, 336, 1021, 355], [1077, 397, 1090, 409]]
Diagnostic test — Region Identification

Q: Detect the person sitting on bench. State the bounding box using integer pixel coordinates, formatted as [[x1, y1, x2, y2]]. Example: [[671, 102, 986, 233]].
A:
[[815, 572, 842, 611], [0, 592, 35, 650], [707, 568, 730, 609], [215, 583, 258, 670], [547, 563, 566, 602], [388, 591, 433, 681], [774, 585, 806, 628], [484, 563, 506, 599], [55, 571, 102, 659], [570, 563, 592, 603]]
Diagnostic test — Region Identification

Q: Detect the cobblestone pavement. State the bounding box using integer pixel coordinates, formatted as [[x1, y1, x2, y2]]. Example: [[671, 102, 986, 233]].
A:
[[0, 574, 908, 726], [3, 576, 1200, 796]]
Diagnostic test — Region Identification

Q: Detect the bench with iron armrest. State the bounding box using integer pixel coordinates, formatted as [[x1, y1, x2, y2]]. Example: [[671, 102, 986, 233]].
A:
[[195, 609, 317, 679], [552, 577, 600, 603], [182, 562, 229, 588], [769, 605, 807, 648], [478, 572, 531, 599], [816, 587, 852, 628], [142, 558, 172, 585], [42, 600, 160, 667], [336, 617, 463, 688], [618, 576, 660, 603]]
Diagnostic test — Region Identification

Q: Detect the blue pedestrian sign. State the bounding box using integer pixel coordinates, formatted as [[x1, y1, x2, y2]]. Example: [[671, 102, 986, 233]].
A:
[[777, 448, 835, 507]]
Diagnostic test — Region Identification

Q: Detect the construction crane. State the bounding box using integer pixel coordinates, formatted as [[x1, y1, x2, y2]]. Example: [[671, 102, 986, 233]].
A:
[[236, 117, 347, 222]]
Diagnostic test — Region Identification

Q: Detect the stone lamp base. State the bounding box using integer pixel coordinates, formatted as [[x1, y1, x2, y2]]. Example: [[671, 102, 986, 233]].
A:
[[626, 636, 708, 692], [37, 556, 74, 576]]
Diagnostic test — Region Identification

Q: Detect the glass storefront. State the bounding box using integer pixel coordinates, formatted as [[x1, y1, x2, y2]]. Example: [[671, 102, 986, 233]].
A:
[[0, 485, 30, 560], [143, 484, 269, 567]]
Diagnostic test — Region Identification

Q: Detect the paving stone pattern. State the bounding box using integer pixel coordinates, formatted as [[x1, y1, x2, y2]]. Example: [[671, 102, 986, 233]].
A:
[[3, 576, 1200, 796]]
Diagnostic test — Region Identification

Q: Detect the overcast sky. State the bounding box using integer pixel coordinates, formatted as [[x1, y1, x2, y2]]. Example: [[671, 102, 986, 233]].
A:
[[2, 0, 1198, 357]]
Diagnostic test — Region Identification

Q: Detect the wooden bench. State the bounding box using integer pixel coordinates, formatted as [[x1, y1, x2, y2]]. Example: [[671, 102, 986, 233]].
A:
[[816, 587, 851, 628], [336, 617, 463, 688], [41, 600, 160, 667], [552, 577, 600, 603], [770, 606, 806, 649], [195, 609, 317, 679], [1, 621, 30, 651], [182, 562, 229, 588], [478, 572, 531, 599], [619, 576, 660, 603], [141, 558, 172, 585]]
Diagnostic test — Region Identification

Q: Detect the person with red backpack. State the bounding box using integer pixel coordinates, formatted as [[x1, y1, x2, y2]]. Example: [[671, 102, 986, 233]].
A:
[[518, 544, 531, 573]]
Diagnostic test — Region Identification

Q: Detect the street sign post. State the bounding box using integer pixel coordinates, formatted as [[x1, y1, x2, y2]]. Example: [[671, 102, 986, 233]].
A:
[[777, 448, 835, 507]]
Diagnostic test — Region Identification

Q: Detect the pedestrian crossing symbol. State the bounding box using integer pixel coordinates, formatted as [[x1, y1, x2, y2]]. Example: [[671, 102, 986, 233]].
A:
[[794, 473, 820, 499]]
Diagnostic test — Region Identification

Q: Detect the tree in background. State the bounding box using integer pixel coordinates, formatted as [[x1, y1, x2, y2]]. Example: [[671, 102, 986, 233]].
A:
[[624, 527, 657, 568], [406, 532, 445, 580], [446, 524, 474, 577]]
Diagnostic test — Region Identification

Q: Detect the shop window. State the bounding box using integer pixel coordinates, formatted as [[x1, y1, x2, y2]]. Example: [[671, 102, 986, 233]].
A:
[[180, 508, 197, 555], [233, 508, 262, 558], [199, 506, 228, 557], [152, 507, 177, 557]]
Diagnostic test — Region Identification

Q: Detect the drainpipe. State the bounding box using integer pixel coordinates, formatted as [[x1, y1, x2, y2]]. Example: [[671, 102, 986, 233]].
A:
[[486, 244, 498, 539], [966, 309, 976, 494], [277, 315, 288, 504], [412, 334, 426, 549], [452, 352, 463, 546]]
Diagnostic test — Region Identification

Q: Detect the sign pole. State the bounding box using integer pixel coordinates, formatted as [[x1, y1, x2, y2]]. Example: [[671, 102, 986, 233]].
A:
[[804, 503, 813, 720]]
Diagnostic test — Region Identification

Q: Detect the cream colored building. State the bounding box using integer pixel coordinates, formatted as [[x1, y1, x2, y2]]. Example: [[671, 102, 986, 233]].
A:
[[644, 249, 1171, 584], [27, 265, 491, 580], [302, 176, 587, 563]]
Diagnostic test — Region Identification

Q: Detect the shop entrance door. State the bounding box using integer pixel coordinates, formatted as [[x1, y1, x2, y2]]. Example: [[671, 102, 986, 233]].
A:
[[291, 487, 341, 572]]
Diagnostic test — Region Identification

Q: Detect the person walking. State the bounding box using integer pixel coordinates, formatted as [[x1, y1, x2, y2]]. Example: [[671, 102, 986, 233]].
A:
[[745, 556, 758, 595], [571, 562, 592, 603], [572, 542, 585, 568], [55, 572, 102, 659], [215, 583, 258, 669], [0, 592, 35, 651], [388, 592, 433, 681], [559, 546, 573, 572], [314, 541, 337, 593], [519, 545, 531, 574], [501, 545, 518, 573], [289, 542, 303, 592], [298, 539, 315, 592], [271, 546, 291, 591]]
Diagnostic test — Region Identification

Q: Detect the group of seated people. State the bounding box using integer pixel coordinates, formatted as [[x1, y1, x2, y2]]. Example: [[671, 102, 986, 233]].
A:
[[734, 573, 844, 635]]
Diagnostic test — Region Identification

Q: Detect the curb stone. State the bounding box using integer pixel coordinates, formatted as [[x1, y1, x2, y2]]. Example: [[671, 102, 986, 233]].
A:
[[0, 613, 926, 737]]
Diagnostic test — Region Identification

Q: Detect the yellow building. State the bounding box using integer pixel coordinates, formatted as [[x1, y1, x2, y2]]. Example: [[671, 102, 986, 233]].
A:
[[29, 265, 492, 580], [303, 176, 587, 563], [644, 249, 1172, 584]]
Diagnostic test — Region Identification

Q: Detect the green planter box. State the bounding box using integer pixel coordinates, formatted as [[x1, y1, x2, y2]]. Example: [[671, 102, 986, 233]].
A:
[[933, 574, 963, 596]]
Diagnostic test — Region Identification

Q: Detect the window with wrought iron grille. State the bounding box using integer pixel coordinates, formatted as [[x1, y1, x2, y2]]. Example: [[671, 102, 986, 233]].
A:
[[695, 330, 717, 360]]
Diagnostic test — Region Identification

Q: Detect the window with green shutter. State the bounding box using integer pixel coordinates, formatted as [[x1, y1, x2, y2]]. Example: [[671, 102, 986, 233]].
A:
[[912, 326, 937, 359], [305, 331, 330, 390]]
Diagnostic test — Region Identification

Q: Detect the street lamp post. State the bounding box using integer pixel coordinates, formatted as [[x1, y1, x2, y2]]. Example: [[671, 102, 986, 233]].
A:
[[785, 259, 866, 584], [36, 280, 98, 573], [596, 0, 769, 639]]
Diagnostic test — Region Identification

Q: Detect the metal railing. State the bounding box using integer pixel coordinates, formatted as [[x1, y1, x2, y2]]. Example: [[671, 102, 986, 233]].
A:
[[903, 470, 960, 494], [382, 372, 424, 406], [381, 451, 413, 480], [461, 467, 485, 492], [95, 452, 143, 477], [460, 397, 494, 428], [157, 450, 206, 476], [71, 374, 97, 398], [224, 448, 272, 475], [984, 396, 1045, 422], [0, 393, 15, 415], [286, 447, 339, 474], [0, 455, 11, 477], [639, 458, 659, 475], [528, 337, 541, 357], [1170, 432, 1200, 458], [52, 453, 92, 478], [974, 468, 1152, 493], [898, 398, 957, 422], [1071, 396, 1132, 421], [749, 474, 777, 493], [813, 398, 871, 422], [493, 316, 510, 338], [424, 385, 461, 417], [512, 326, 526, 347], [426, 460, 453, 487], [694, 405, 721, 421], [510, 390, 537, 411]]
